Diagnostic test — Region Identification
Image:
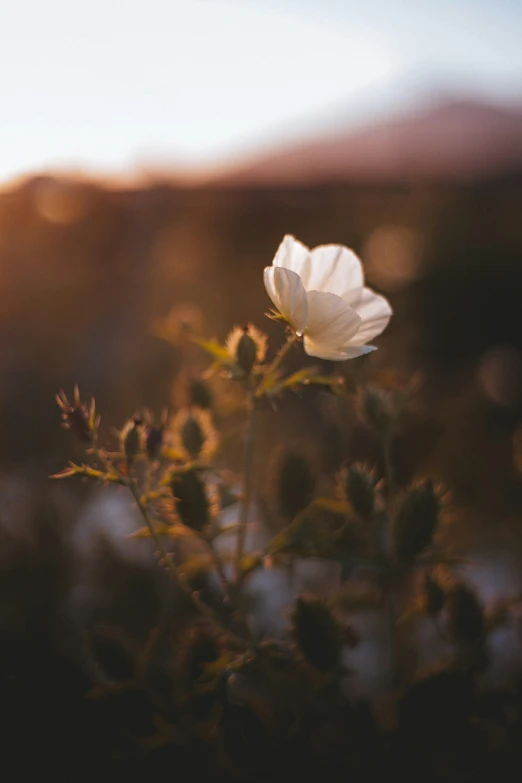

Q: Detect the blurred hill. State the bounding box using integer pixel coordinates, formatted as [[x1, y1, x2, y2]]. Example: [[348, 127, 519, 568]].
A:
[[208, 98, 522, 186]]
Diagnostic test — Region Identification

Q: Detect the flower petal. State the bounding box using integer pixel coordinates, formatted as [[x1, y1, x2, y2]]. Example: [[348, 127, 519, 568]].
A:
[[263, 266, 308, 335], [349, 287, 393, 345], [303, 290, 361, 360], [273, 235, 364, 300]]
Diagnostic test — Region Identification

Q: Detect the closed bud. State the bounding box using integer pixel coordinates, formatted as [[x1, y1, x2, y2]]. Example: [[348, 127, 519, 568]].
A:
[[359, 385, 395, 434], [446, 583, 484, 645], [423, 573, 445, 615], [274, 448, 315, 521], [169, 407, 218, 462], [122, 418, 144, 464], [181, 415, 205, 461], [56, 387, 97, 443], [145, 425, 164, 459], [189, 379, 212, 410], [292, 596, 342, 673], [225, 324, 267, 377], [236, 328, 258, 375], [172, 470, 210, 531], [346, 464, 375, 519], [394, 479, 440, 563]]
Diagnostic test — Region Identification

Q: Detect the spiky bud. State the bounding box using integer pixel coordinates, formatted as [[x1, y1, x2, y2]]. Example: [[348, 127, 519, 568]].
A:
[[56, 386, 97, 443], [225, 324, 267, 377], [189, 379, 212, 410], [359, 385, 395, 435], [122, 418, 144, 464], [446, 584, 484, 645], [292, 596, 342, 673], [172, 470, 210, 531], [394, 480, 440, 563], [181, 415, 205, 460], [169, 407, 218, 462], [423, 573, 445, 616], [145, 425, 164, 460], [346, 464, 375, 519], [275, 449, 315, 521]]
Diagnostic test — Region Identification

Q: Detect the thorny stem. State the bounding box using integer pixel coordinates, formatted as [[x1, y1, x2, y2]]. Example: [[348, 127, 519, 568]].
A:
[[92, 438, 248, 646]]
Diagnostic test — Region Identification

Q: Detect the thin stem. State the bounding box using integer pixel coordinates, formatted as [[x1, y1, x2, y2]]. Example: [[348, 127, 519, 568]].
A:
[[255, 332, 297, 398], [235, 393, 257, 582]]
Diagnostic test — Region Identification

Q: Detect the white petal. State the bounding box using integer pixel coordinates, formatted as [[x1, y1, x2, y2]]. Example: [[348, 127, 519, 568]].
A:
[[350, 287, 393, 345], [305, 244, 364, 297], [303, 290, 361, 360], [273, 236, 364, 299], [273, 235, 311, 276], [263, 266, 308, 335]]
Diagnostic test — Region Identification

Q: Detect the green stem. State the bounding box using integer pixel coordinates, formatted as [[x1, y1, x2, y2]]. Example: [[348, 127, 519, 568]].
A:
[[235, 394, 257, 582]]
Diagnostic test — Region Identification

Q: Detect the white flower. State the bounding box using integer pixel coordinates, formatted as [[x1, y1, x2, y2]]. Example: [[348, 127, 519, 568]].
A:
[[263, 235, 392, 360]]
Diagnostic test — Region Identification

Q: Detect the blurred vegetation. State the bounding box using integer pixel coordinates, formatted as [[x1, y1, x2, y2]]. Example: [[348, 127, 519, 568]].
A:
[[0, 170, 522, 779]]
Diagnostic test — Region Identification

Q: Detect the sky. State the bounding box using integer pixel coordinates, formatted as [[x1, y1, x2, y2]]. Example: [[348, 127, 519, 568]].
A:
[[0, 0, 521, 182]]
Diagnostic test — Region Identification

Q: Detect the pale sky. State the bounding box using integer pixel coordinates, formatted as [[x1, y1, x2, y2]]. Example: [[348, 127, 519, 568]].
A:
[[0, 0, 521, 182]]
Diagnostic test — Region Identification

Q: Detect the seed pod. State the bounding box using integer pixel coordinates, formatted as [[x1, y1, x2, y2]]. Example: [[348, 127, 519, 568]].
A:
[[446, 583, 484, 645], [275, 449, 315, 521], [423, 573, 445, 615], [172, 470, 210, 531], [292, 596, 342, 673], [56, 387, 96, 442], [346, 464, 375, 519], [189, 379, 212, 410], [394, 479, 440, 563]]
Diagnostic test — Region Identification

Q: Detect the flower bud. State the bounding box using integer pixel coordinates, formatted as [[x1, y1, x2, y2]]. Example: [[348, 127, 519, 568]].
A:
[[346, 464, 375, 519], [274, 448, 315, 521], [446, 583, 484, 645], [359, 385, 395, 435], [145, 425, 164, 459], [169, 407, 218, 462], [172, 470, 210, 531], [181, 414, 205, 461], [292, 596, 342, 673], [122, 418, 144, 464], [56, 387, 96, 443], [225, 324, 267, 377], [393, 479, 440, 564], [189, 379, 212, 410]]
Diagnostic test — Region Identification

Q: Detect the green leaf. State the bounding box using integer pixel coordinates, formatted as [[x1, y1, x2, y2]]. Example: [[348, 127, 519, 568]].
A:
[[194, 338, 233, 366], [238, 552, 263, 576]]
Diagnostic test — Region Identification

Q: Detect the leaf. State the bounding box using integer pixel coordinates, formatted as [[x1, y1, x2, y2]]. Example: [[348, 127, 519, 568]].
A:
[[200, 652, 236, 679], [238, 552, 264, 576], [311, 497, 351, 516], [194, 338, 234, 366], [50, 466, 78, 479], [272, 366, 321, 392], [212, 523, 241, 538]]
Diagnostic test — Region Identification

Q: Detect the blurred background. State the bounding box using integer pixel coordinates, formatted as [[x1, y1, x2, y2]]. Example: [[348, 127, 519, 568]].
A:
[[0, 0, 522, 764]]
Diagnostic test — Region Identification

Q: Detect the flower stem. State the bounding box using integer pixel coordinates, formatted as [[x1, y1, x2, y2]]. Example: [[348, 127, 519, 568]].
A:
[[235, 393, 257, 582]]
